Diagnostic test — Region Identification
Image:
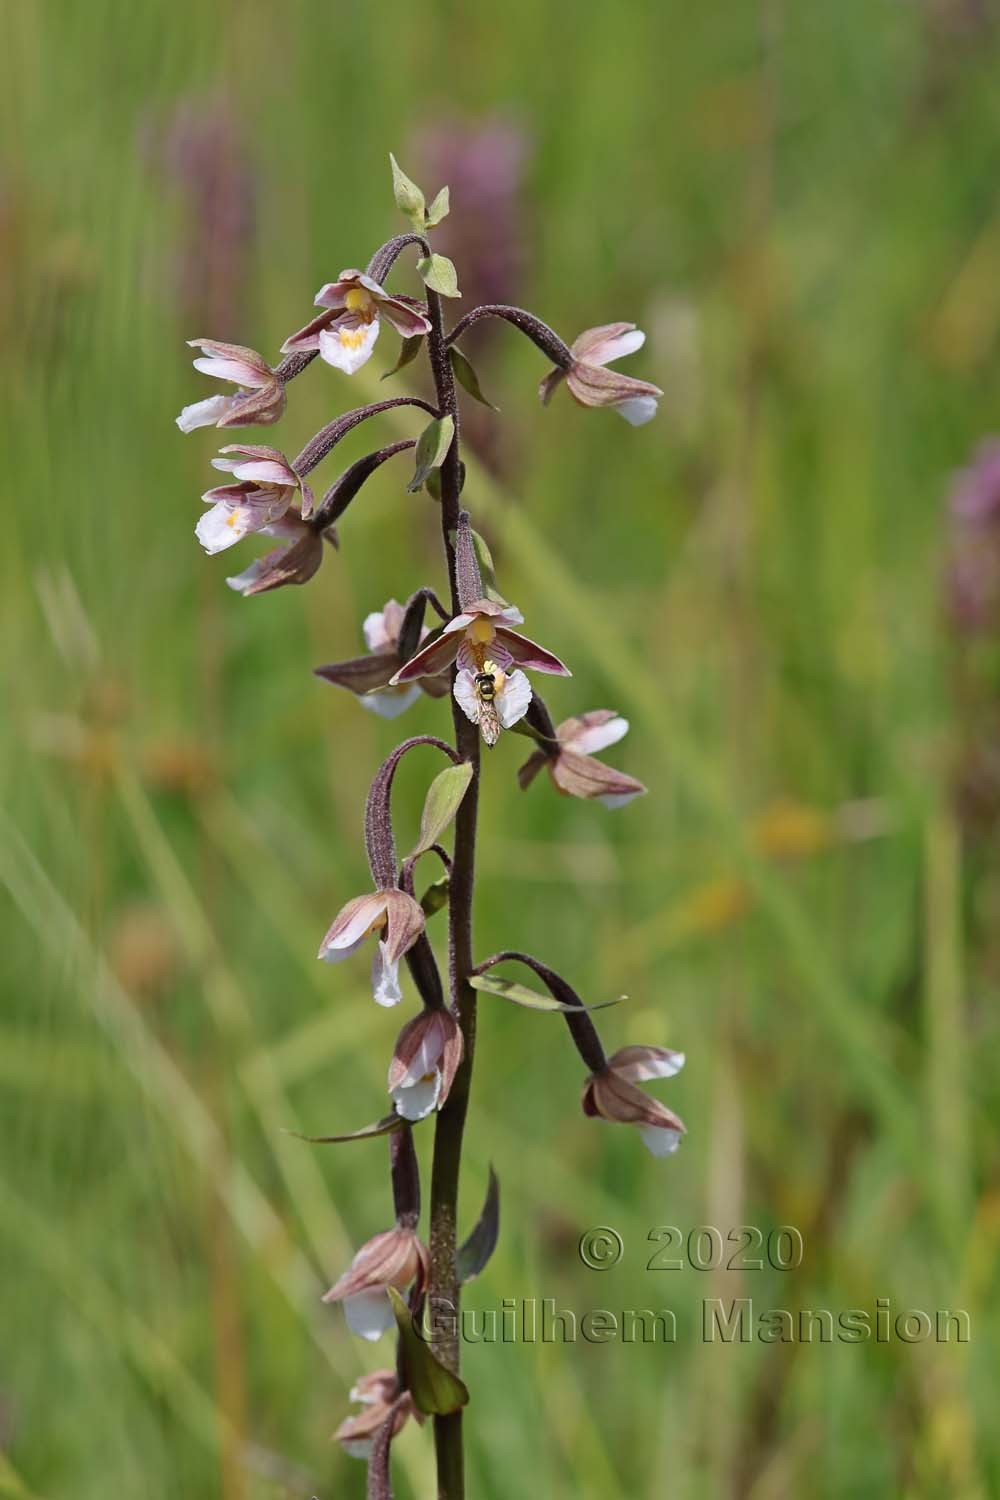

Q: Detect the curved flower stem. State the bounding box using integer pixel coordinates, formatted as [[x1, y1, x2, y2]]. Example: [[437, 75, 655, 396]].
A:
[[293, 397, 439, 478], [274, 349, 317, 383], [444, 304, 573, 368], [366, 232, 431, 286], [424, 282, 480, 1500], [365, 735, 461, 891], [473, 950, 608, 1073]]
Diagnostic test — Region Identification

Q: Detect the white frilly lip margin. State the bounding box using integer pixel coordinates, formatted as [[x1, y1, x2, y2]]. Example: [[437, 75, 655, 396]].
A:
[[318, 316, 380, 375], [372, 941, 403, 1008], [389, 1027, 447, 1120], [343, 1289, 395, 1341], [453, 667, 533, 731], [176, 394, 234, 433]]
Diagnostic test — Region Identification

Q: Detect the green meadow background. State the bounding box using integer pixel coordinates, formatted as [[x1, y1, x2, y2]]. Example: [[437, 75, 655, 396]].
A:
[[3, 2, 1000, 1496]]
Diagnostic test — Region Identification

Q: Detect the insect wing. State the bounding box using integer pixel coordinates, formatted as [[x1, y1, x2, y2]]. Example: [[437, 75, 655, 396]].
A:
[[478, 700, 501, 747]]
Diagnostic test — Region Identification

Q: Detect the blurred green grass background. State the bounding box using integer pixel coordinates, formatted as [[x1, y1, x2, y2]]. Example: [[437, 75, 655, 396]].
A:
[[3, 1, 1000, 1496]]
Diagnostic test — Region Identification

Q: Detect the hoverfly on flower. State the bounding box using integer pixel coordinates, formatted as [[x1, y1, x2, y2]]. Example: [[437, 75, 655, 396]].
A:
[[452, 659, 532, 748]]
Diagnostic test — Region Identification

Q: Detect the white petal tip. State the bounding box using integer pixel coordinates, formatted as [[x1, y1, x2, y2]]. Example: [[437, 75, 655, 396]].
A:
[[638, 1124, 683, 1158], [615, 396, 659, 427]]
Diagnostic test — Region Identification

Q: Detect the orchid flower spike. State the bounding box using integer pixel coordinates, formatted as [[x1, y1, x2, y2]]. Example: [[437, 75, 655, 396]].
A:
[[388, 1008, 464, 1121], [176, 339, 285, 432], [334, 1371, 422, 1460], [318, 887, 426, 1007], [322, 1227, 428, 1341], [389, 599, 570, 747], [196, 444, 313, 556], [281, 269, 432, 375], [539, 323, 662, 426], [520, 710, 646, 807], [582, 1045, 686, 1157]]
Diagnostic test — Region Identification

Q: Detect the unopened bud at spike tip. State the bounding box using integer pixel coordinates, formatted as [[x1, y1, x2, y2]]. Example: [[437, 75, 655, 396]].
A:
[[455, 510, 485, 610]]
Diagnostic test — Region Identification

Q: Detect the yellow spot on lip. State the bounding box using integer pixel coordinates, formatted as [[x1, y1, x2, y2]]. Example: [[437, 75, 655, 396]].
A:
[[339, 326, 369, 349], [225, 511, 240, 528], [344, 286, 377, 319], [468, 617, 495, 645]]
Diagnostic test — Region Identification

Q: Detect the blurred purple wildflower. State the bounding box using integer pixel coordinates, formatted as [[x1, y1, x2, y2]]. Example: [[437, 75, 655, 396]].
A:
[[413, 118, 531, 332], [924, 0, 993, 36], [945, 439, 1000, 634], [146, 97, 256, 333], [411, 118, 532, 476]]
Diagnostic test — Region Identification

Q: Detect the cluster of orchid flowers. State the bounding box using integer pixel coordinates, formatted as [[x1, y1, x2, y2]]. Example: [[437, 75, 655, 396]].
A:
[[176, 158, 684, 1484]]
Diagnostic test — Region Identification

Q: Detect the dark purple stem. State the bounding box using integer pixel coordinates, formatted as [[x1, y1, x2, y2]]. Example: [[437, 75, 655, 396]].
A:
[[523, 691, 559, 749], [399, 844, 453, 895], [424, 280, 482, 1500], [311, 440, 415, 531], [398, 587, 450, 664], [445, 305, 573, 368], [365, 736, 461, 892], [275, 349, 318, 383], [390, 1125, 421, 1230], [293, 398, 438, 478], [473, 950, 609, 1074], [366, 1398, 401, 1500], [404, 932, 446, 1013], [367, 233, 431, 287]]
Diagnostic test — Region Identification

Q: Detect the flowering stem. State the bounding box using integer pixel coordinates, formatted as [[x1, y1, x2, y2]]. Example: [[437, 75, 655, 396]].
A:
[[424, 282, 480, 1500], [444, 304, 573, 367], [473, 950, 609, 1073], [293, 397, 438, 478]]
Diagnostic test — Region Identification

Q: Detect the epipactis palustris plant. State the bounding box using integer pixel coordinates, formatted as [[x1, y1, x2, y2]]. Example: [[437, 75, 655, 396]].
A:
[[176, 153, 683, 1499]]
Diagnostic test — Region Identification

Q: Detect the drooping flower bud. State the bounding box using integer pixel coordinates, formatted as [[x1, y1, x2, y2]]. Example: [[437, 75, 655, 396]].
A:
[[582, 1045, 686, 1157], [318, 888, 426, 1007], [519, 709, 646, 807], [176, 339, 285, 431], [334, 1371, 422, 1460], [388, 1008, 464, 1121], [322, 1226, 429, 1341], [539, 323, 662, 426]]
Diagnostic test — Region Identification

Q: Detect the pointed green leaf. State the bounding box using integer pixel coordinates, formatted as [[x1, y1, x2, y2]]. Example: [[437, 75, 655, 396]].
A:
[[407, 415, 455, 493], [411, 762, 474, 858], [457, 1167, 500, 1284], [389, 152, 425, 229], [381, 335, 423, 381], [469, 974, 624, 1013], [450, 346, 499, 411], [416, 253, 461, 299], [425, 185, 451, 228], [387, 1287, 470, 1416], [427, 459, 465, 502], [420, 874, 450, 917], [286, 1114, 403, 1144]]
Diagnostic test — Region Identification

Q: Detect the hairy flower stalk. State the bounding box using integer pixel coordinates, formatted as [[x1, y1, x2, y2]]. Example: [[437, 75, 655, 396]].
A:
[[177, 155, 673, 1500], [422, 269, 481, 1498]]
